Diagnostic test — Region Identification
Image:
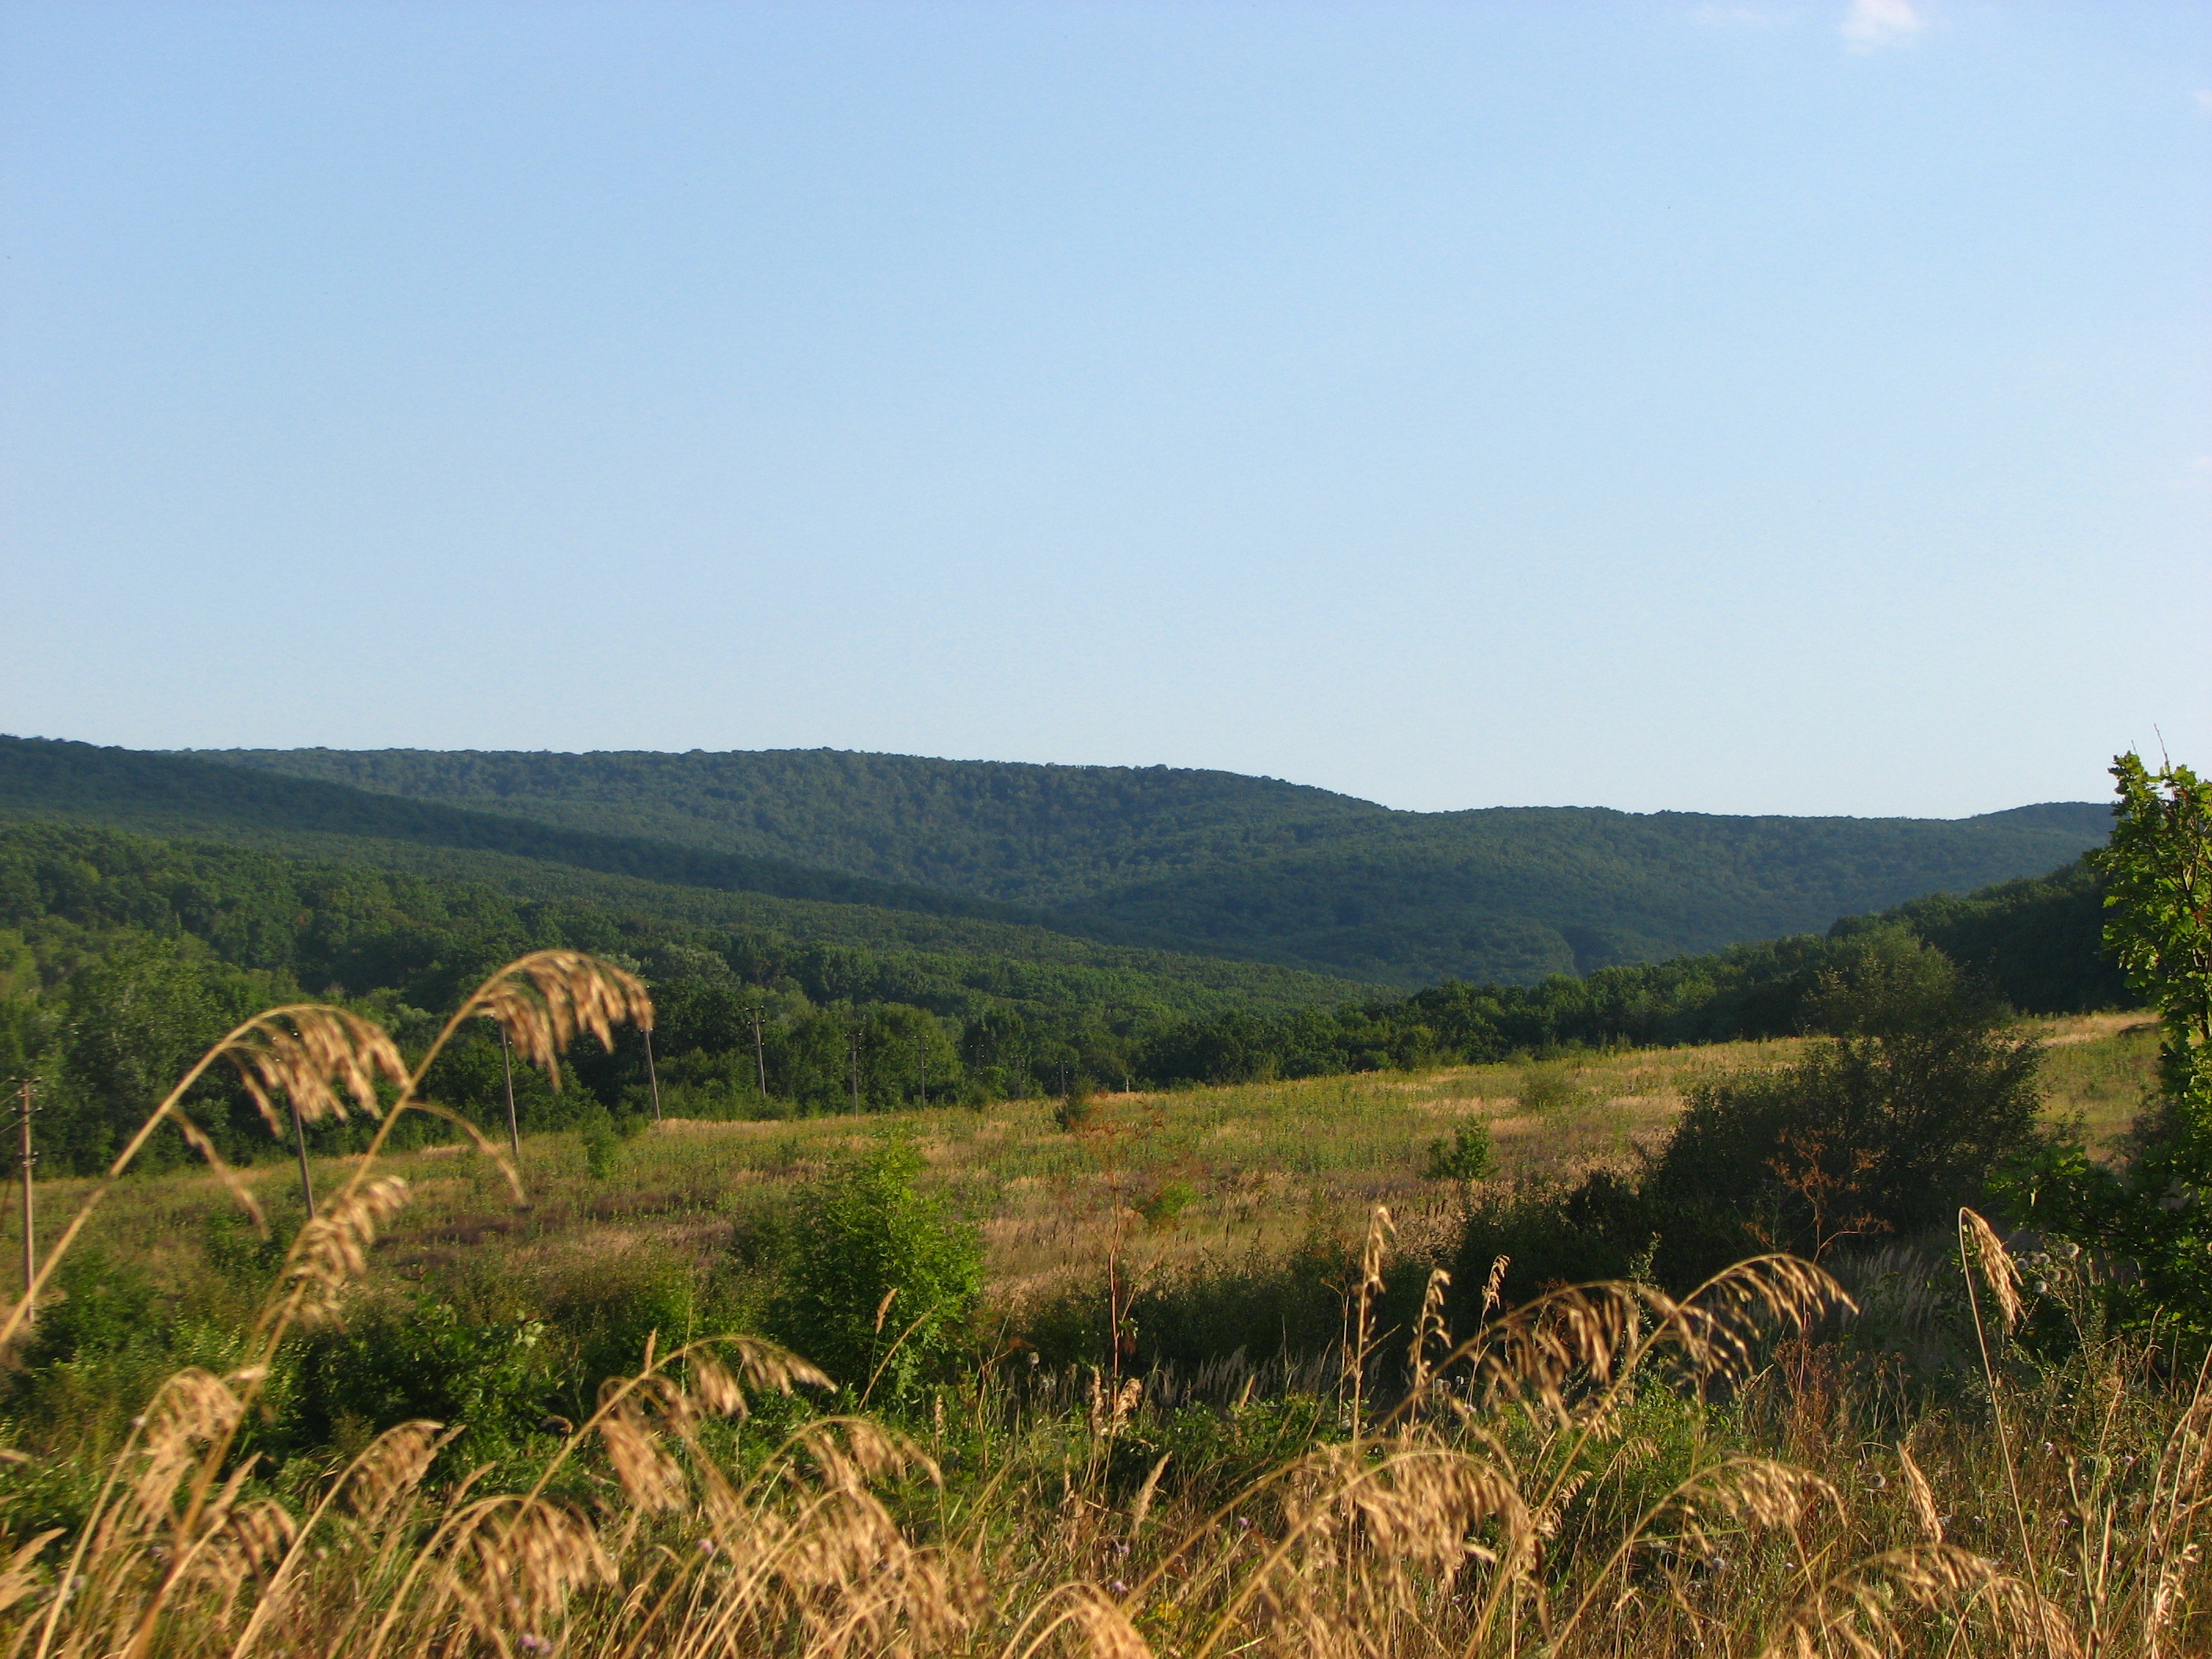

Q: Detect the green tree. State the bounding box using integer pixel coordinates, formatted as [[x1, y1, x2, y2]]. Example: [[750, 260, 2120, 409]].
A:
[[766, 1138, 981, 1407], [2016, 754, 2212, 1325], [1640, 935, 2045, 1282]]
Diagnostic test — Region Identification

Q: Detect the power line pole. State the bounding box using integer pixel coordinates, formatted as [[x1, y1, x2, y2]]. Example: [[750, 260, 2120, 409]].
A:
[[849, 1023, 862, 1114], [288, 1093, 317, 1219], [500, 1024, 521, 1163], [643, 1027, 663, 1122], [16, 1080, 33, 1304], [751, 1007, 767, 1099]]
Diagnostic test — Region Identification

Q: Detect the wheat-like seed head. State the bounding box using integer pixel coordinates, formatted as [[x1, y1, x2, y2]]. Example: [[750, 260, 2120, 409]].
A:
[[598, 1401, 690, 1516], [1759, 1543, 2083, 1659], [1129, 1453, 1172, 1538], [471, 950, 654, 1090], [797, 1418, 940, 1494], [720, 1333, 835, 1397], [123, 1368, 248, 1536], [184, 1493, 297, 1624], [1961, 1207, 2024, 1331], [1470, 1283, 1645, 1419], [342, 1419, 449, 1532], [1655, 1255, 1855, 1393], [436, 1496, 616, 1648], [280, 1177, 413, 1327], [0, 1528, 59, 1617], [1675, 1456, 1840, 1542], [1404, 1269, 1452, 1401], [1897, 1435, 1943, 1545], [223, 1007, 408, 1135], [1357, 1206, 1393, 1298], [170, 1111, 269, 1236], [1036, 1583, 1154, 1658], [684, 1352, 749, 1419], [1478, 1253, 1510, 1324]]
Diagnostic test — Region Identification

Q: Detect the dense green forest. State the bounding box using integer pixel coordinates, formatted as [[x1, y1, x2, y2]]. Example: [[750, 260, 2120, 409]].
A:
[[0, 737, 1035, 925], [0, 809, 2124, 1177], [195, 742, 2107, 984], [0, 821, 1375, 1174]]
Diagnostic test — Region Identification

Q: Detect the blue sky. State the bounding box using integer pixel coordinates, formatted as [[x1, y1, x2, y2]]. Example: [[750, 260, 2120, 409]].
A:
[[2, 2, 2206, 815]]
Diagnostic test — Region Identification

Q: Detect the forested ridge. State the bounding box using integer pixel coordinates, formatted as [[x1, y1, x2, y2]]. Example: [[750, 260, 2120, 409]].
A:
[[0, 736, 1042, 924], [195, 742, 2108, 983]]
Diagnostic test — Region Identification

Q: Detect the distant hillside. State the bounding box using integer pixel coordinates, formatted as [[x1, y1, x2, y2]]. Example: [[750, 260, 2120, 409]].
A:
[[0, 738, 1372, 1015], [196, 745, 2110, 987], [0, 738, 1036, 922]]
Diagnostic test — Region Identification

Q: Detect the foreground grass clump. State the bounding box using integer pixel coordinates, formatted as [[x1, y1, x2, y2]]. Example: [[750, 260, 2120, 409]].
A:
[[0, 954, 2201, 1656], [5, 1208, 2208, 1657]]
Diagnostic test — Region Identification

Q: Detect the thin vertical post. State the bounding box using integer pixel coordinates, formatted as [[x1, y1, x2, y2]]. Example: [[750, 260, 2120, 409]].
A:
[[849, 1025, 861, 1114], [916, 1038, 925, 1107], [500, 1024, 521, 1162], [16, 1080, 33, 1303], [289, 1096, 317, 1219], [752, 1008, 767, 1098], [643, 1027, 663, 1122]]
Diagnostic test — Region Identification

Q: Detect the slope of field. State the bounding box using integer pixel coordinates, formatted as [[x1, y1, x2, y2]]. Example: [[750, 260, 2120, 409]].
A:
[[199, 745, 2111, 985], [13, 1011, 2148, 1338]]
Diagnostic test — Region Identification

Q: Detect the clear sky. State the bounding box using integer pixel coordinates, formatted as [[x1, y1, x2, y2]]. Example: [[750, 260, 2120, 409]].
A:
[[2, 2, 2206, 816]]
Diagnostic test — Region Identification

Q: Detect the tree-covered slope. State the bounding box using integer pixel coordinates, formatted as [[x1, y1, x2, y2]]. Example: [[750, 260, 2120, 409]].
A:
[[199, 745, 2110, 987], [0, 742, 1372, 1015], [1, 737, 1038, 924], [194, 745, 1385, 905]]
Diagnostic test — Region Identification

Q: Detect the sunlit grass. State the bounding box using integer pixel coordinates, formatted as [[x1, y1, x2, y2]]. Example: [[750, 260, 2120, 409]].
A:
[[2, 1015, 2152, 1339]]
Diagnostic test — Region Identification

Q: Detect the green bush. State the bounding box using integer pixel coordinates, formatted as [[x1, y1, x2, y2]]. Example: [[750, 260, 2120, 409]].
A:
[[580, 1107, 622, 1179], [1424, 1121, 1496, 1183], [1448, 937, 2050, 1301], [766, 1137, 981, 1406], [290, 1297, 559, 1469], [1138, 1177, 1199, 1230], [1515, 1062, 1587, 1114], [1643, 961, 2045, 1282]]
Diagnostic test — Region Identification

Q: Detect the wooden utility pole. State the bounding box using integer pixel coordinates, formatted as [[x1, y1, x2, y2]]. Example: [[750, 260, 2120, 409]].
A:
[[16, 1080, 33, 1302], [498, 1024, 521, 1162], [643, 1027, 663, 1122], [751, 1008, 767, 1098], [849, 1024, 862, 1114], [288, 1095, 317, 1219]]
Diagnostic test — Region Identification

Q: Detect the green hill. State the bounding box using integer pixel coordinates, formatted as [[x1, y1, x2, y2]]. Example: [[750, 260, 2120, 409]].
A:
[[193, 744, 2108, 986], [0, 739, 1372, 1017]]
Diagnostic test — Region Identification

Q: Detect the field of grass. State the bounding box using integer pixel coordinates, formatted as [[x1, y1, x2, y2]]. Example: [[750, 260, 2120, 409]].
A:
[[5, 1013, 2155, 1349], [2, 1003, 2202, 1657]]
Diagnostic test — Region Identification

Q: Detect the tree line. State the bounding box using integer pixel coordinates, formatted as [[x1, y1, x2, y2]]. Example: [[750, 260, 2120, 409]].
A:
[[0, 819, 2124, 1177]]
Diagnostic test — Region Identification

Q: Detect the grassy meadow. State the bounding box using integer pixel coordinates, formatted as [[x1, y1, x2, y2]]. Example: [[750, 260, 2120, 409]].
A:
[[6, 1012, 2152, 1336], [2, 1003, 2201, 1658]]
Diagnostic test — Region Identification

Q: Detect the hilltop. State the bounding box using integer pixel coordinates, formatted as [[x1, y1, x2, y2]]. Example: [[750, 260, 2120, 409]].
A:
[[192, 742, 2106, 985]]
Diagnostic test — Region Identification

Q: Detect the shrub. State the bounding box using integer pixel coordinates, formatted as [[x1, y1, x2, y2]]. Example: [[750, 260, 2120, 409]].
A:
[[2020, 753, 2212, 1334], [1643, 1020, 2045, 1282], [580, 1106, 622, 1178], [1137, 1176, 1199, 1229], [291, 1296, 559, 1469], [1514, 1061, 1586, 1114], [1424, 1121, 1496, 1182], [1450, 938, 2049, 1298], [766, 1137, 980, 1406]]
